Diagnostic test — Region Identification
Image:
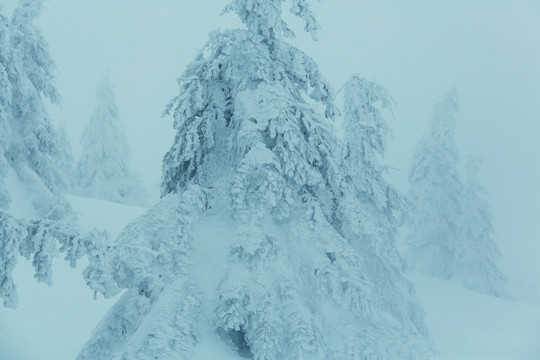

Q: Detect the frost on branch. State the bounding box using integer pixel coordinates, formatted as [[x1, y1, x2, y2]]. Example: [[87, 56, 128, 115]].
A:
[[0, 212, 27, 308], [222, 0, 320, 40]]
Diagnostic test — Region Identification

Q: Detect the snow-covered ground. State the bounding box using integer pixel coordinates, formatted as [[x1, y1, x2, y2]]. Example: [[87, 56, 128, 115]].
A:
[[1, 196, 539, 360], [410, 272, 540, 360]]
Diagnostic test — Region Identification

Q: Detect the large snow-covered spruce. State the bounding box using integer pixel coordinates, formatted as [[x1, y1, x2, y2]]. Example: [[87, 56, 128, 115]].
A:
[[404, 88, 462, 280], [79, 1, 433, 359], [0, 1, 105, 308], [76, 75, 148, 206], [453, 157, 507, 297]]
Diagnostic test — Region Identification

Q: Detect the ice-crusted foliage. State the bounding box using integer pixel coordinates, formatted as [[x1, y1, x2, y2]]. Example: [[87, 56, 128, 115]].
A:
[[453, 157, 507, 297], [340, 76, 404, 248], [405, 88, 463, 279], [78, 187, 208, 360], [222, 0, 320, 40], [343, 76, 393, 208], [5, 0, 69, 193], [76, 75, 148, 206], [0, 211, 27, 308], [81, 4, 433, 359], [0, 12, 10, 209], [161, 29, 338, 197], [0, 197, 110, 307], [0, 59, 10, 208]]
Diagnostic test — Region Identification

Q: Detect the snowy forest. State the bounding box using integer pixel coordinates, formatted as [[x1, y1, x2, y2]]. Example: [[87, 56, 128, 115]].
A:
[[1, 1, 539, 359]]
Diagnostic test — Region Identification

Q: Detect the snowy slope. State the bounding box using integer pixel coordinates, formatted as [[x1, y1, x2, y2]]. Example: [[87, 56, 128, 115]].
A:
[[409, 272, 540, 360], [1, 196, 539, 360], [0, 195, 146, 360]]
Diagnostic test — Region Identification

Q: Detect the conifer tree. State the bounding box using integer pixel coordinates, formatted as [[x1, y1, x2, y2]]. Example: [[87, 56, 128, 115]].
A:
[[76, 75, 148, 206], [55, 121, 75, 190], [78, 1, 433, 359], [453, 157, 507, 297], [0, 1, 108, 309], [0, 10, 10, 210], [341, 75, 400, 243], [405, 88, 463, 279]]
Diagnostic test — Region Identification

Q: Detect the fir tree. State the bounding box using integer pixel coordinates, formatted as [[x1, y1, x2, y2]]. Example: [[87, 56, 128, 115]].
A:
[[6, 0, 67, 198], [76, 75, 148, 206], [405, 88, 463, 279], [453, 156, 507, 297], [78, 1, 433, 359], [55, 121, 75, 191], [0, 10, 11, 210], [0, 1, 108, 309]]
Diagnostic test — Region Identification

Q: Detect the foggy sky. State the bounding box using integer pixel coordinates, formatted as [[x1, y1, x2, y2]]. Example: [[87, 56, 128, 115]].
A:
[[3, 0, 539, 299]]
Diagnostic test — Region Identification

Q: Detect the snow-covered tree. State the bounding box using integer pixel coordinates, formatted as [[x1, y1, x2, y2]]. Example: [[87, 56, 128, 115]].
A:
[[75, 75, 148, 206], [6, 0, 69, 200], [453, 156, 507, 297], [55, 121, 75, 190], [0, 1, 108, 309], [341, 75, 401, 242], [78, 1, 433, 359], [404, 88, 463, 279], [0, 10, 11, 210]]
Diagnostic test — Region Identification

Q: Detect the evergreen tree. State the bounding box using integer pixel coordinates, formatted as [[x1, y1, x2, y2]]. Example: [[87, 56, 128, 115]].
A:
[[78, 2, 433, 359], [405, 88, 463, 279], [0, 1, 108, 309], [453, 156, 507, 297], [55, 121, 75, 191], [75, 75, 148, 206], [341, 75, 399, 242], [6, 0, 67, 200], [0, 10, 11, 210]]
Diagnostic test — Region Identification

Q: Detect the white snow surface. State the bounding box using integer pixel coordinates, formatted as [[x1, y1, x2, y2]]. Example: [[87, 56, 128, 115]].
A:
[[1, 197, 539, 360]]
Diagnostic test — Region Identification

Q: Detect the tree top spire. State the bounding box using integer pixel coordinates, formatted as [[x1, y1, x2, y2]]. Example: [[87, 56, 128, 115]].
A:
[[221, 0, 320, 40]]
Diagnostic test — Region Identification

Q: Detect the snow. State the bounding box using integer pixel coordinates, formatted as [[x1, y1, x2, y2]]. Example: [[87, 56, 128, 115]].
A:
[[409, 272, 540, 360]]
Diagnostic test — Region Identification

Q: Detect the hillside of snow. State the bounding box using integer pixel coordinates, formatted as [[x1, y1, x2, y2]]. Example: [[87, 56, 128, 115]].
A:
[[1, 196, 539, 360], [410, 272, 540, 360]]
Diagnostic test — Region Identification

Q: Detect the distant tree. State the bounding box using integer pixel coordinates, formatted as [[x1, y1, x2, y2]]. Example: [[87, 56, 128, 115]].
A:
[[55, 121, 75, 191], [77, 2, 433, 359], [453, 156, 507, 297], [75, 75, 148, 206], [405, 88, 463, 279]]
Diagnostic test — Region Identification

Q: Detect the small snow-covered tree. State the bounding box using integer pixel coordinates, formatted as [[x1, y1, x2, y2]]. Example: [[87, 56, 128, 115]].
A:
[[405, 88, 463, 279], [75, 75, 148, 206], [77, 2, 433, 359], [453, 156, 507, 297]]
